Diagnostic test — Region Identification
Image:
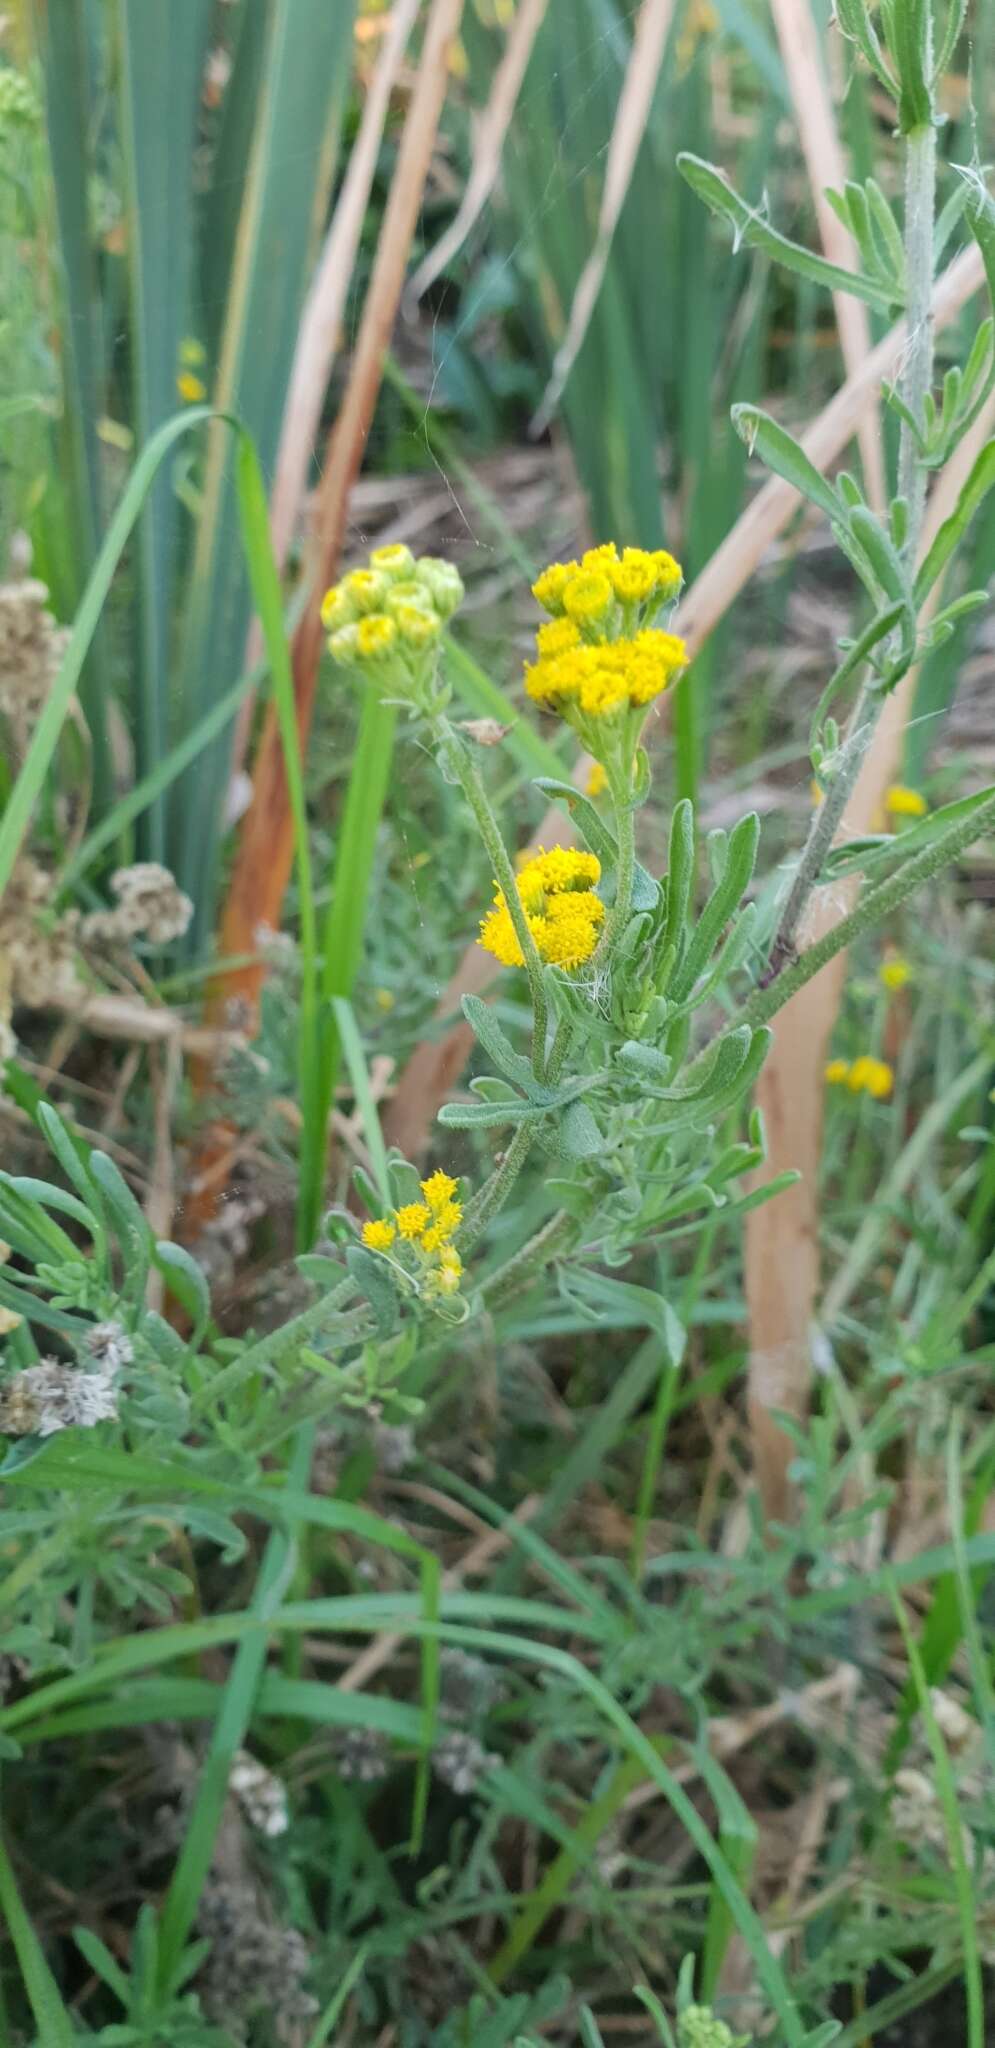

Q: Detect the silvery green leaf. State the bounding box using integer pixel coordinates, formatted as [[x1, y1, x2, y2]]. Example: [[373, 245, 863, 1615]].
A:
[[462, 994, 543, 1096], [153, 1241, 210, 1333], [678, 154, 898, 307], [557, 1101, 602, 1160], [730, 405, 840, 520], [344, 1246, 398, 1337], [669, 813, 759, 1002]]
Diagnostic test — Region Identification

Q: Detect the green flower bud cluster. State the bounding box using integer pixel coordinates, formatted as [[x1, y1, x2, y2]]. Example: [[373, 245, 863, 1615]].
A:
[[321, 544, 464, 709], [0, 67, 39, 131], [677, 2005, 750, 2048]]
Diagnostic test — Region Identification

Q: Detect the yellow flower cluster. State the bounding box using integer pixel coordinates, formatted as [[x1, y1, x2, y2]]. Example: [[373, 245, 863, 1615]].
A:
[[321, 545, 464, 675], [362, 1170, 463, 1295], [532, 544, 682, 619], [524, 547, 685, 750], [479, 846, 604, 972], [525, 626, 686, 718], [824, 1055, 893, 1098]]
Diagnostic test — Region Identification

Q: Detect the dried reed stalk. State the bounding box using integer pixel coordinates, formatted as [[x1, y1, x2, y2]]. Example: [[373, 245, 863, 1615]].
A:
[[530, 0, 678, 437], [383, 244, 983, 1158], [188, 0, 464, 1229], [407, 0, 548, 306], [232, 0, 424, 775], [745, 390, 995, 1523], [768, 0, 885, 509], [747, 0, 881, 1522]]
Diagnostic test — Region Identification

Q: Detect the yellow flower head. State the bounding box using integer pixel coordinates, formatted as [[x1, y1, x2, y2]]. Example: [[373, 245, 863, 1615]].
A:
[[391, 601, 441, 649], [539, 890, 605, 968], [562, 569, 614, 628], [586, 760, 608, 798], [824, 1058, 850, 1086], [369, 542, 416, 581], [531, 560, 580, 615], [427, 1258, 462, 1297], [396, 1201, 431, 1239], [880, 956, 911, 992], [321, 585, 354, 633], [328, 623, 361, 666], [536, 617, 581, 658], [177, 371, 207, 404], [847, 1055, 894, 1099], [415, 557, 464, 619], [580, 543, 620, 573], [518, 845, 600, 897], [421, 1202, 462, 1251], [886, 783, 928, 819], [362, 1218, 396, 1251], [610, 547, 658, 603], [421, 1169, 459, 1212], [650, 550, 683, 601], [0, 1305, 22, 1335], [343, 568, 388, 614], [356, 613, 398, 660]]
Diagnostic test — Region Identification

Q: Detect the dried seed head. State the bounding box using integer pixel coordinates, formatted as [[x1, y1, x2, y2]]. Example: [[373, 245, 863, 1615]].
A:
[[332, 1725, 390, 1784], [432, 1730, 500, 1796], [84, 1321, 134, 1372], [229, 1748, 290, 1837], [0, 1359, 118, 1438], [0, 581, 68, 722]]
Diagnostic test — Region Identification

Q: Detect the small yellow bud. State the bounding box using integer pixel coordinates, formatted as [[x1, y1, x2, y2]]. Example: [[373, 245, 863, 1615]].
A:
[[824, 1059, 850, 1086], [369, 542, 416, 581], [886, 783, 928, 819], [355, 613, 397, 660], [562, 569, 614, 627], [176, 371, 207, 403]]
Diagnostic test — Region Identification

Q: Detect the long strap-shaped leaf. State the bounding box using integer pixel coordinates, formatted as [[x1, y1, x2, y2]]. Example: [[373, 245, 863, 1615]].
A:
[[116, 0, 213, 860]]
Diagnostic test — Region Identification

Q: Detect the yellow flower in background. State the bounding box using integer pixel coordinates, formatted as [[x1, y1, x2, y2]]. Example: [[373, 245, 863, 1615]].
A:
[[179, 337, 206, 367], [886, 784, 928, 820], [880, 956, 911, 992], [824, 1059, 850, 1086], [362, 1218, 396, 1251], [847, 1055, 894, 1099], [176, 371, 207, 404], [585, 761, 608, 798]]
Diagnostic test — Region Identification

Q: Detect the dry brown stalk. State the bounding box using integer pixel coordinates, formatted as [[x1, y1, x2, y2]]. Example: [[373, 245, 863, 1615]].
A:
[[408, 0, 548, 307], [383, 243, 983, 1158], [188, 0, 464, 1232], [745, 388, 995, 1523], [530, 0, 678, 436], [233, 0, 423, 774], [768, 0, 885, 507]]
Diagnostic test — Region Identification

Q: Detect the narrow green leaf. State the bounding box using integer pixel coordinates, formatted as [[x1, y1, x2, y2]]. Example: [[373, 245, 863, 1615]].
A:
[[915, 438, 995, 601], [0, 1829, 74, 2047], [678, 154, 899, 309], [730, 404, 841, 520]]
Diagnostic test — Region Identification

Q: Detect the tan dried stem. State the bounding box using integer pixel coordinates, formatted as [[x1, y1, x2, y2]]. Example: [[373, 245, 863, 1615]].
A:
[[768, 0, 885, 508], [408, 0, 548, 307], [233, 0, 423, 775], [744, 388, 995, 1524], [530, 0, 678, 437], [188, 0, 464, 1234]]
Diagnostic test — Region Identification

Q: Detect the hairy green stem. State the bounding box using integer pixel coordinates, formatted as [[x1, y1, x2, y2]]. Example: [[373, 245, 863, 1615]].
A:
[[480, 1203, 589, 1310], [593, 775, 636, 967], [763, 113, 936, 978], [440, 726, 549, 1079], [458, 1120, 536, 1253]]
